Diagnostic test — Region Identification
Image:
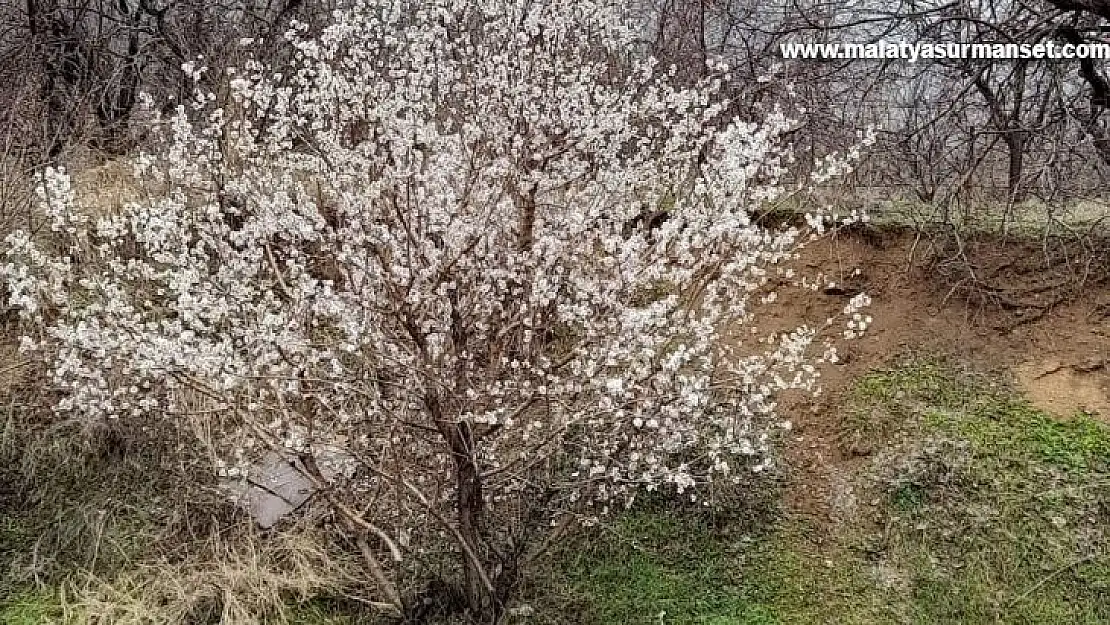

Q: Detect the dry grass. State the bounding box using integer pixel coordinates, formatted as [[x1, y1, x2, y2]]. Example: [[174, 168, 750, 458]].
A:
[[1, 395, 377, 624], [0, 312, 370, 624], [2, 413, 380, 625], [67, 157, 147, 218], [68, 526, 369, 625]]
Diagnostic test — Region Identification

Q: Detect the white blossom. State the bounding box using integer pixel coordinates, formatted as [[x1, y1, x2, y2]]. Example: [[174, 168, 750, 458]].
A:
[[0, 0, 870, 605]]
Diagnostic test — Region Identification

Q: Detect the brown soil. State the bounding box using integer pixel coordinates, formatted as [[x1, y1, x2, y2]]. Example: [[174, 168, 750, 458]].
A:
[[1013, 360, 1110, 419], [765, 229, 1110, 523]]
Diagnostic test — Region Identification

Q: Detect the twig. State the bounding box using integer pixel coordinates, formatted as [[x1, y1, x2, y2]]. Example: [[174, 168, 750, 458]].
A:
[[355, 535, 405, 615], [264, 241, 294, 300], [395, 476, 497, 597], [347, 450, 497, 597], [0, 359, 31, 378], [1008, 554, 1099, 608], [297, 452, 404, 563]]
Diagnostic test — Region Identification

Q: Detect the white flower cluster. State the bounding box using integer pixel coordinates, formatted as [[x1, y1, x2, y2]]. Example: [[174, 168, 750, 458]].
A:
[[843, 293, 874, 339], [1, 0, 870, 574]]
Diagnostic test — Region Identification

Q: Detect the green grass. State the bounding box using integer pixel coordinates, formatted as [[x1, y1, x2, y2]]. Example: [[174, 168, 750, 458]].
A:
[[534, 357, 1110, 624], [287, 599, 369, 625], [872, 362, 1110, 624], [537, 506, 898, 625], [0, 591, 67, 625], [555, 512, 769, 624], [837, 359, 1110, 624]]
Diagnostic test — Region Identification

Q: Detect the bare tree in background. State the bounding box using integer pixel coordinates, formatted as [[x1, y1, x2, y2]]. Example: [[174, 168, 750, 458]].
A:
[[4, 0, 334, 163], [638, 0, 1110, 214], [3, 0, 1110, 223]]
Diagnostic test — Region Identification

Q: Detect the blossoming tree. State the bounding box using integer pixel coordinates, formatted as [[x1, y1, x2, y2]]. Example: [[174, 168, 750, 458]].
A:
[[2, 0, 870, 619]]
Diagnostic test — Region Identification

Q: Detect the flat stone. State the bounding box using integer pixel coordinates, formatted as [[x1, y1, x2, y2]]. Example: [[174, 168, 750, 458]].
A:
[[221, 447, 353, 529]]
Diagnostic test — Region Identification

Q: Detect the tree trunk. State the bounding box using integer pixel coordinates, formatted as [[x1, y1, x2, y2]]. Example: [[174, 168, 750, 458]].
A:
[[452, 421, 493, 618], [1005, 130, 1025, 203], [427, 392, 500, 621]]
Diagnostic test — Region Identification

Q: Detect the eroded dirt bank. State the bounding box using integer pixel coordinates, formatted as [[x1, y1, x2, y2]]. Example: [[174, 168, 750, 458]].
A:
[[766, 230, 1110, 521]]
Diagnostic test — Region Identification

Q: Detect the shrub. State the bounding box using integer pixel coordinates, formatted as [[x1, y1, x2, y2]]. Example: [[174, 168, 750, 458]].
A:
[[1, 0, 870, 619]]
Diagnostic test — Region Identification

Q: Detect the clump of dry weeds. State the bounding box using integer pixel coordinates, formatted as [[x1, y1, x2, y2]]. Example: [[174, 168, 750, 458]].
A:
[[69, 526, 370, 625]]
